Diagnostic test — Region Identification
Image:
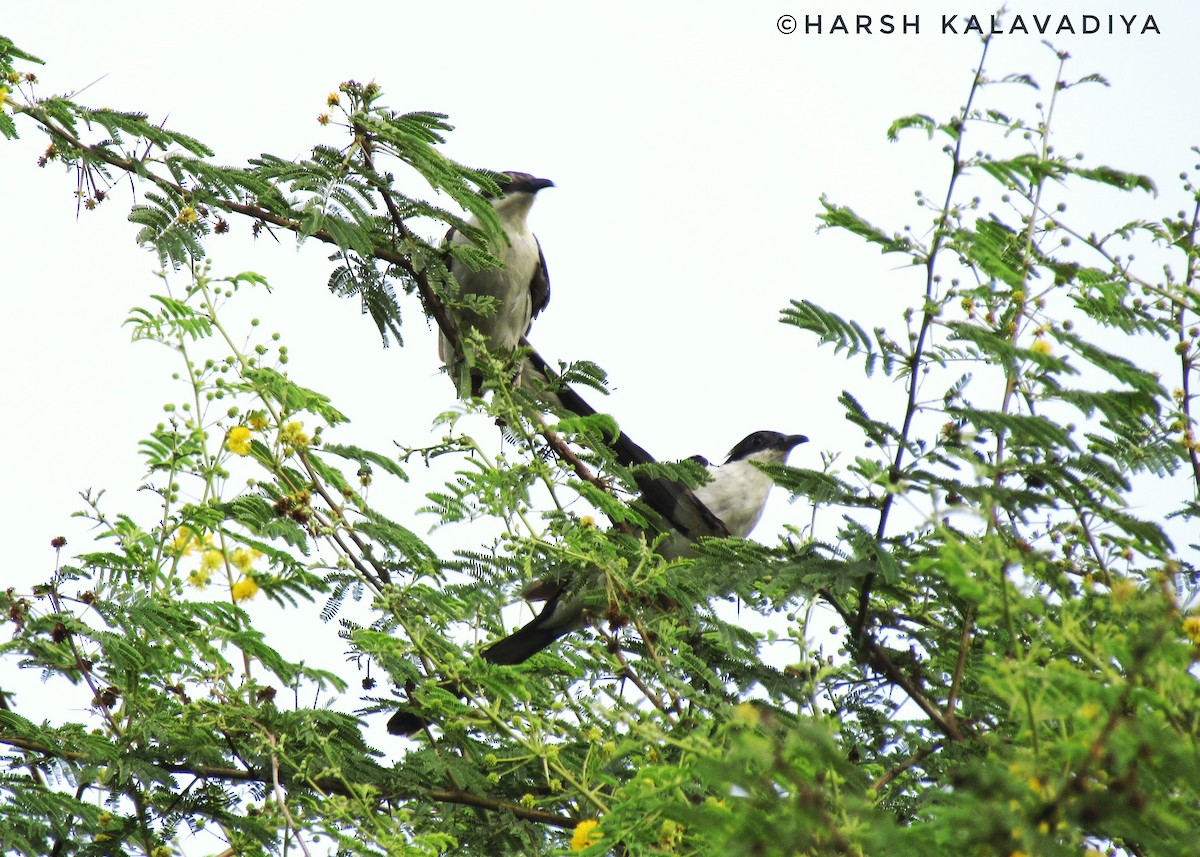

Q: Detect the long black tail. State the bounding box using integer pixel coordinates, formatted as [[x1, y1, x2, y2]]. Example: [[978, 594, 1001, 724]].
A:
[[387, 707, 428, 736], [524, 346, 729, 542], [389, 597, 576, 734], [481, 616, 574, 665], [390, 345, 722, 734]]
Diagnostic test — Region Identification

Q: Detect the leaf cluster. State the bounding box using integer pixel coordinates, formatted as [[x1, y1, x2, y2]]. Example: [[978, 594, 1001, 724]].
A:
[[4, 32, 1200, 857]]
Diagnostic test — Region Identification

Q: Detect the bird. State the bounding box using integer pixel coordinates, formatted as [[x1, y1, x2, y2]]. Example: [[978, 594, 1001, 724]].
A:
[[385, 430, 807, 734], [480, 430, 809, 666], [439, 171, 553, 398]]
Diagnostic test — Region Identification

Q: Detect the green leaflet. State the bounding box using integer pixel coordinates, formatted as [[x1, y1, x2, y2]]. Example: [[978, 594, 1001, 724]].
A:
[[322, 442, 410, 482], [242, 366, 349, 425], [780, 299, 878, 375], [951, 406, 1076, 450]]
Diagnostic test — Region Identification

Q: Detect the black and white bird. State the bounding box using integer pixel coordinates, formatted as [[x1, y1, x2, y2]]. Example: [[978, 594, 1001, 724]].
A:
[[480, 430, 809, 665], [440, 171, 554, 397]]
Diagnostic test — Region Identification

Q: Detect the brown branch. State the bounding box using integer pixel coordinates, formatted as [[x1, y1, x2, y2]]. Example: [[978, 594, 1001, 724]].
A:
[[606, 635, 680, 721], [854, 34, 994, 641], [426, 789, 572, 829], [863, 637, 965, 742], [872, 741, 944, 792], [821, 588, 967, 743], [354, 132, 461, 352], [1175, 195, 1200, 494], [296, 451, 394, 588], [25, 104, 733, 552], [522, 347, 729, 537], [945, 608, 973, 727], [44, 589, 123, 736], [0, 693, 48, 789], [534, 414, 633, 536], [0, 732, 573, 829]]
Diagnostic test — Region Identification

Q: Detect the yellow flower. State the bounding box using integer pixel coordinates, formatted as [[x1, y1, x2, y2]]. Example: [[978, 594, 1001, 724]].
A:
[[179, 206, 198, 225], [188, 568, 211, 589], [170, 528, 200, 556], [570, 819, 602, 852], [230, 547, 262, 574], [1030, 338, 1053, 356], [732, 702, 761, 727], [1183, 615, 1200, 644], [658, 819, 683, 851], [227, 426, 252, 456], [0, 87, 8, 109], [326, 92, 341, 107], [201, 549, 224, 573], [1111, 578, 1136, 604], [231, 577, 260, 602], [281, 421, 309, 448], [248, 415, 268, 432]]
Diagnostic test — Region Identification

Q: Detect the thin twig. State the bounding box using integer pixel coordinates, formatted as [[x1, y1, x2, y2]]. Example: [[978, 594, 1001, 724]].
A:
[[267, 732, 314, 857], [872, 741, 944, 792], [945, 609, 973, 726], [1175, 196, 1200, 493], [607, 637, 680, 721], [854, 34, 994, 641], [535, 414, 633, 536], [0, 733, 574, 828], [823, 589, 966, 742]]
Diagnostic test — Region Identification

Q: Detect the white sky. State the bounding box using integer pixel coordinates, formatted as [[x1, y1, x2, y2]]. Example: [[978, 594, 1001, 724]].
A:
[[2, 1, 1196, 735]]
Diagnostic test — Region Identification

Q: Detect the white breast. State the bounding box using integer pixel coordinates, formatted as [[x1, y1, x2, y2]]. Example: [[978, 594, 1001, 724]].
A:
[[443, 196, 540, 355], [694, 458, 776, 538]]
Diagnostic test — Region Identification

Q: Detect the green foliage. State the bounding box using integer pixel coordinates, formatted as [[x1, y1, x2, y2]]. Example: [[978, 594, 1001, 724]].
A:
[[3, 31, 1200, 857], [780, 300, 881, 374]]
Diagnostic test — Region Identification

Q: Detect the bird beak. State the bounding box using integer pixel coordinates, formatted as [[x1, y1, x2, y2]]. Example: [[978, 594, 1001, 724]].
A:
[[493, 174, 556, 196], [786, 434, 809, 449]]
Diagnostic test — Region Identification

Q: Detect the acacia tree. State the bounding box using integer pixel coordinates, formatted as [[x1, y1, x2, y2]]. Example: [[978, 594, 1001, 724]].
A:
[[2, 33, 1199, 857]]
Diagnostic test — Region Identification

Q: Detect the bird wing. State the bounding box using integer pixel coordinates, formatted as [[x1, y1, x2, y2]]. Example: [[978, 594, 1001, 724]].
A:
[[529, 235, 551, 322]]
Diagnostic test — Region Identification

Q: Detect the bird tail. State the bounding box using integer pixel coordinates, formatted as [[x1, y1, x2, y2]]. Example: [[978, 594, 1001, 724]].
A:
[[387, 708, 427, 736], [389, 621, 569, 734], [481, 618, 574, 665], [523, 345, 730, 542]]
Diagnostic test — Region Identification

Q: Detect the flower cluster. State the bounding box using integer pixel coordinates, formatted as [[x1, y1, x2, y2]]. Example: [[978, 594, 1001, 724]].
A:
[[569, 819, 601, 852], [172, 527, 262, 602]]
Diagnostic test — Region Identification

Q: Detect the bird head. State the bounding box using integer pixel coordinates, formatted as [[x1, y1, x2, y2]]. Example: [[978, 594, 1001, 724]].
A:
[[724, 431, 809, 465], [492, 171, 554, 197], [484, 171, 554, 221]]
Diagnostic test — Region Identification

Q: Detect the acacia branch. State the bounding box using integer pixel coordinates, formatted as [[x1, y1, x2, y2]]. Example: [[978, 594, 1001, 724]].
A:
[[23, 103, 728, 553], [854, 33, 994, 641], [1176, 196, 1200, 494], [872, 741, 944, 792], [822, 588, 966, 743], [945, 608, 973, 726], [0, 733, 574, 829]]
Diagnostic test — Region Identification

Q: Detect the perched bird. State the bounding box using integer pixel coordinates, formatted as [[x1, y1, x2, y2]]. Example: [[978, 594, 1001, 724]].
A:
[[480, 430, 809, 665], [440, 171, 554, 397], [385, 430, 807, 734]]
